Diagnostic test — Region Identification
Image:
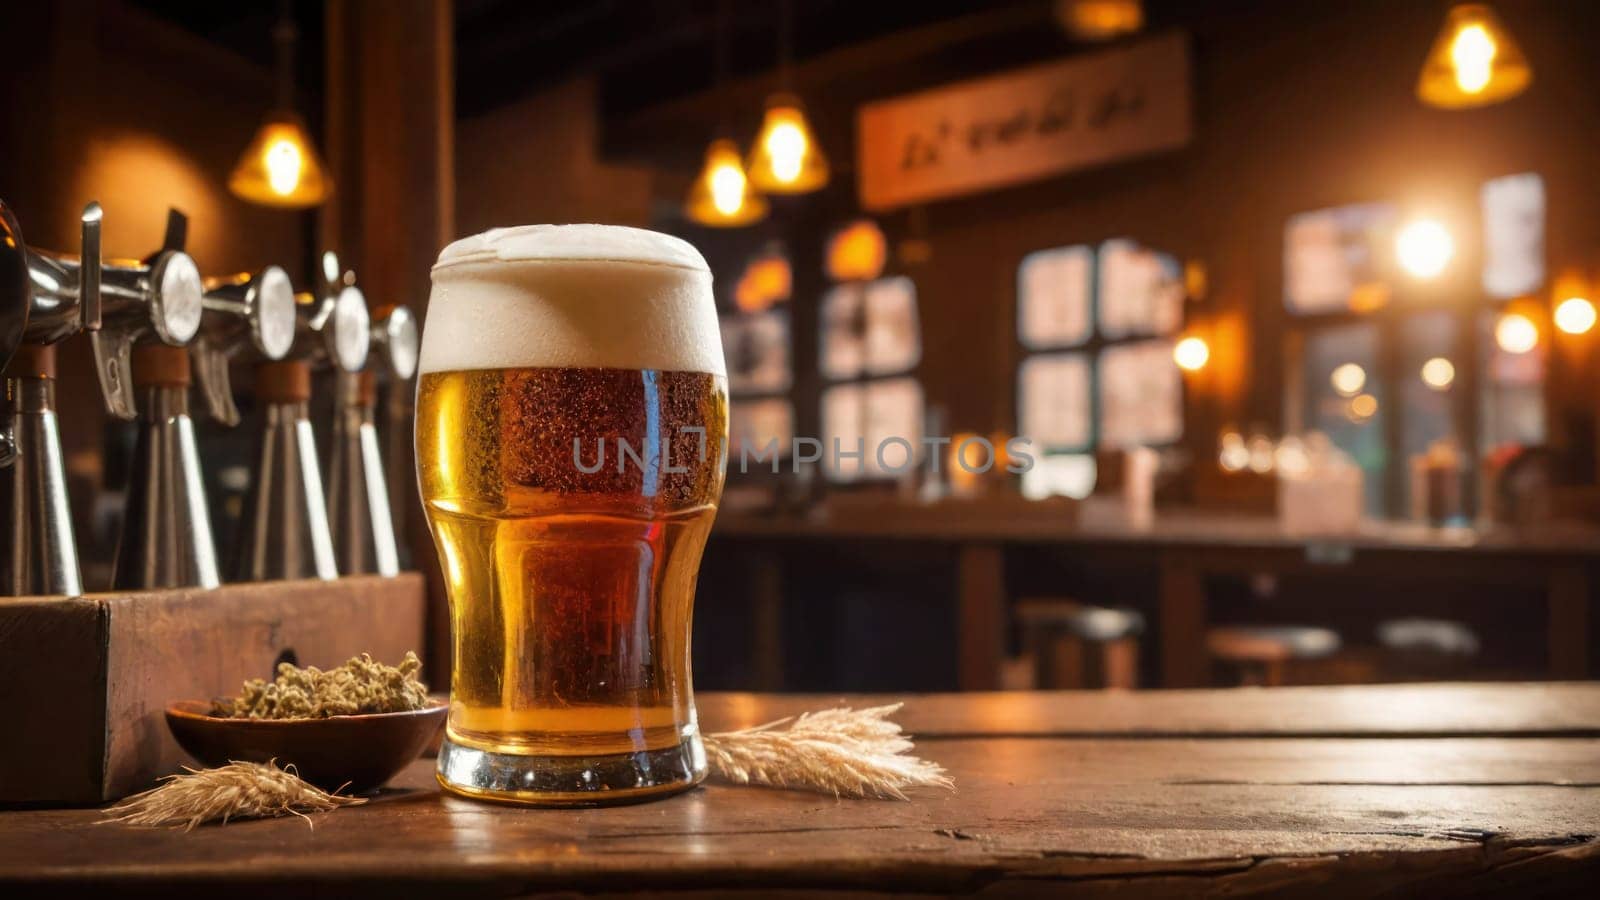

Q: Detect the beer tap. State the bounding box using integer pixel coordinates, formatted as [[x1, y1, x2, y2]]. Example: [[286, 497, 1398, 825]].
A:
[[324, 302, 416, 577], [1, 200, 204, 596], [1, 200, 102, 596], [234, 252, 367, 581], [191, 265, 298, 426], [99, 209, 225, 589]]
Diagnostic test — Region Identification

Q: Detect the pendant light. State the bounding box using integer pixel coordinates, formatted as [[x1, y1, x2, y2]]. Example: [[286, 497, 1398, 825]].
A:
[[686, 139, 769, 227], [229, 0, 333, 208], [685, 0, 767, 227], [747, 1, 829, 194], [1417, 4, 1532, 109], [748, 96, 829, 194]]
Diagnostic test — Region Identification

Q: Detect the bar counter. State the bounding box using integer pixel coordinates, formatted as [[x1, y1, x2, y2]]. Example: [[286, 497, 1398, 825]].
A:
[[3, 685, 1598, 896], [711, 506, 1600, 689]]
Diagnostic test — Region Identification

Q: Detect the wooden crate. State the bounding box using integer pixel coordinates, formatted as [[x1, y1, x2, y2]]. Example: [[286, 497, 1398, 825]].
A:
[[0, 573, 425, 807]]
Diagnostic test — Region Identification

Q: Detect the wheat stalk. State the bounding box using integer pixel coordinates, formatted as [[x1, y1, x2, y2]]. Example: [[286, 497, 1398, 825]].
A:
[[99, 761, 365, 830], [101, 705, 949, 829], [702, 703, 954, 799]]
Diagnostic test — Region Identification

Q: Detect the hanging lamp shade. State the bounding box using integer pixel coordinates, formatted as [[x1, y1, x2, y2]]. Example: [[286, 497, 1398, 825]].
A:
[[686, 139, 768, 227], [1417, 4, 1531, 109], [747, 95, 830, 194], [228, 111, 333, 208]]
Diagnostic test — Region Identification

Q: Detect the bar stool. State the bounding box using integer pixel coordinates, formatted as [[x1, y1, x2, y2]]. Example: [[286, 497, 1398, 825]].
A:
[[1207, 625, 1341, 686], [1014, 599, 1144, 689], [1378, 618, 1480, 680]]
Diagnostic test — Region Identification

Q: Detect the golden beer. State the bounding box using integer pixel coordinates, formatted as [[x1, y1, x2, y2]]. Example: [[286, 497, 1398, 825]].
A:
[[417, 225, 726, 804]]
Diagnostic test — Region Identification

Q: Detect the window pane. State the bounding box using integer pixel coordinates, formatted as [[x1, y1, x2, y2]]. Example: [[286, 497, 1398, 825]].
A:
[[1022, 453, 1097, 500], [821, 378, 924, 482], [722, 309, 791, 394], [863, 276, 921, 375], [1399, 311, 1460, 510], [1481, 172, 1545, 299], [1097, 239, 1183, 339], [1017, 353, 1092, 451], [1098, 340, 1183, 448], [1479, 310, 1546, 452], [730, 398, 794, 462], [1300, 322, 1385, 514], [1284, 203, 1395, 314], [821, 278, 922, 380], [820, 285, 865, 380], [1018, 245, 1093, 349]]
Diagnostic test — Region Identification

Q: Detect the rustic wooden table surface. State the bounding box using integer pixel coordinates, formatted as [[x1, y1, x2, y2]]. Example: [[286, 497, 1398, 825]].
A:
[[3, 684, 1599, 897]]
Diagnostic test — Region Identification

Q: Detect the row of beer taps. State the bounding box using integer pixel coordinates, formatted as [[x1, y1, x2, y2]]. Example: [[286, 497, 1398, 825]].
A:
[[0, 198, 418, 597]]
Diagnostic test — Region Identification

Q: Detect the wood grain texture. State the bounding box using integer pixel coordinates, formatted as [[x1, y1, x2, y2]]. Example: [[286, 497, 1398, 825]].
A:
[[0, 575, 425, 804], [696, 684, 1600, 738], [0, 596, 107, 804], [1, 689, 1597, 896], [102, 574, 427, 800]]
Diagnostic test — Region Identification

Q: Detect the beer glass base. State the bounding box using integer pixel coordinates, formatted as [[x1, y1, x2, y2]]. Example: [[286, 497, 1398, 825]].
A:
[[436, 734, 708, 807]]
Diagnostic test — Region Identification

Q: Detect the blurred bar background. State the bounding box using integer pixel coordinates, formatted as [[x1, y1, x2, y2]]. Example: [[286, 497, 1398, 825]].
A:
[[3, 0, 1597, 693]]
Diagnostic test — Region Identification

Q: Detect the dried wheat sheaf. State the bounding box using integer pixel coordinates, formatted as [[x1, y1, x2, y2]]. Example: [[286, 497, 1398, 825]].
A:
[[99, 761, 365, 831], [703, 703, 954, 800], [100, 704, 950, 829]]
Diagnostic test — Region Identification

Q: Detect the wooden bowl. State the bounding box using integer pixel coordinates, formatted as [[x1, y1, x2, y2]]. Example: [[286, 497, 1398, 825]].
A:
[[165, 699, 448, 793]]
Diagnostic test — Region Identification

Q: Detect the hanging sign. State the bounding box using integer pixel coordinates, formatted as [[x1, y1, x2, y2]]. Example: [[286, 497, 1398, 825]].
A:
[[857, 33, 1191, 211]]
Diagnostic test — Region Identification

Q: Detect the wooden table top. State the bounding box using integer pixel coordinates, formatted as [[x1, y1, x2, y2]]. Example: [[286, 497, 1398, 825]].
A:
[[4, 685, 1599, 897]]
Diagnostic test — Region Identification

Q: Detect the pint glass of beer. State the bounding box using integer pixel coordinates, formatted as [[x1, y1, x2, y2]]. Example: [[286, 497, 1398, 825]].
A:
[[416, 225, 726, 805]]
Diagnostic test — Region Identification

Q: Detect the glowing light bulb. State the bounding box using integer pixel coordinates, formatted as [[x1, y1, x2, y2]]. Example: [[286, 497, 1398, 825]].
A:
[[1274, 438, 1310, 477], [1417, 5, 1530, 110], [1218, 431, 1249, 473], [1451, 23, 1496, 94], [264, 137, 303, 196], [1173, 336, 1209, 372], [748, 99, 829, 194], [1554, 297, 1596, 335], [1495, 311, 1538, 354], [686, 139, 766, 227], [764, 121, 807, 185], [1330, 363, 1367, 397], [1246, 434, 1275, 474], [1421, 357, 1455, 390], [710, 162, 746, 216], [230, 114, 330, 208], [1396, 219, 1454, 278], [826, 220, 888, 282]]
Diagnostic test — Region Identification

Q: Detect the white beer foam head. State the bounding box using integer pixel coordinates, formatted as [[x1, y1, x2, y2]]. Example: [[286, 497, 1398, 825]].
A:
[[422, 224, 723, 377]]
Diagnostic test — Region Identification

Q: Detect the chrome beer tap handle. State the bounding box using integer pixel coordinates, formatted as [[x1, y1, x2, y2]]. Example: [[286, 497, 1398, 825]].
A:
[[87, 209, 203, 420], [287, 251, 369, 375], [0, 200, 101, 596], [79, 203, 102, 331], [193, 266, 297, 426], [371, 304, 419, 381], [2, 201, 105, 350]]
